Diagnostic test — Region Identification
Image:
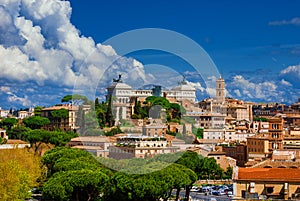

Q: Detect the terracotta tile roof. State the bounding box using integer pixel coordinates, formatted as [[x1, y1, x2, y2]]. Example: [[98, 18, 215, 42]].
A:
[[238, 168, 300, 182]]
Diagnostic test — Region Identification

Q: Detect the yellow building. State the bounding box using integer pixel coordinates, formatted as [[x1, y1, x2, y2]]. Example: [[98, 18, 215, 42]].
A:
[[109, 134, 179, 159], [68, 136, 114, 158], [41, 105, 79, 131]]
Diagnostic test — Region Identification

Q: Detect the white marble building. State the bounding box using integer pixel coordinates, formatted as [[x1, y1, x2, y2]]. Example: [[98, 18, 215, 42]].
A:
[[106, 76, 196, 123]]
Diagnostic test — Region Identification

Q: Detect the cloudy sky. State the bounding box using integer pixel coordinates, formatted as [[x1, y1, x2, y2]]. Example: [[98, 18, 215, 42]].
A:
[[0, 0, 299, 109]]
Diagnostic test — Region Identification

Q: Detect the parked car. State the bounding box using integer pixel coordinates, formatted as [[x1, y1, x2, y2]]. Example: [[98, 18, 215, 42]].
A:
[[227, 191, 233, 197], [217, 189, 226, 196], [202, 186, 211, 192], [191, 186, 200, 192], [211, 190, 219, 195]]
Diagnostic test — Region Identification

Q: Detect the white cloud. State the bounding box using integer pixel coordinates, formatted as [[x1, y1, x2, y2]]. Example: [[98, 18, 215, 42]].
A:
[[7, 94, 32, 107], [269, 17, 300, 26], [280, 65, 300, 77], [187, 81, 205, 92], [0, 0, 150, 99], [280, 79, 292, 86], [279, 65, 300, 88], [230, 75, 277, 100], [234, 89, 241, 97], [0, 86, 10, 92]]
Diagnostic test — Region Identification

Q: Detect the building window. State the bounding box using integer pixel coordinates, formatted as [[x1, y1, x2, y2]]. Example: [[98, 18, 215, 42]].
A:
[[266, 186, 274, 194]]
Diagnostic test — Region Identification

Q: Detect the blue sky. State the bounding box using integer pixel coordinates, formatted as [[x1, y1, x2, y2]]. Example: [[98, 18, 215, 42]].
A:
[[70, 0, 300, 102], [0, 0, 299, 108], [70, 0, 300, 73]]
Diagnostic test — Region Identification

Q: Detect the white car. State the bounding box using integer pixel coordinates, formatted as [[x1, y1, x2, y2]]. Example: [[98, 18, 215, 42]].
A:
[[227, 191, 233, 197], [190, 186, 199, 192]]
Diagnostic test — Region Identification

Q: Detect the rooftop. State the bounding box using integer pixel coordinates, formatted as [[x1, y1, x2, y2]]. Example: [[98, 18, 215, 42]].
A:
[[237, 168, 300, 182], [70, 136, 114, 143], [107, 82, 132, 90], [42, 105, 79, 111], [6, 139, 29, 144], [72, 145, 104, 150]]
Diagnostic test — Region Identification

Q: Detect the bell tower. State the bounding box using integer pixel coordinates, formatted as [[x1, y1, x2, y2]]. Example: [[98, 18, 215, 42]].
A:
[[216, 77, 225, 103]]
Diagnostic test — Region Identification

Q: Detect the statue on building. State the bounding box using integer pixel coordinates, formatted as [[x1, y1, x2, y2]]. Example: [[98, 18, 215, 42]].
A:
[[113, 74, 122, 83], [178, 75, 187, 85]]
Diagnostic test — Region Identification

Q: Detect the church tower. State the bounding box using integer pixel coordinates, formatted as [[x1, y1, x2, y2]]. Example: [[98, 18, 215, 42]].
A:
[[216, 77, 225, 103]]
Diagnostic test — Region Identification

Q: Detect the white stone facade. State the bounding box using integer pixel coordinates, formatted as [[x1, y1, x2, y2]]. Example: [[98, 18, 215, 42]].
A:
[[106, 80, 196, 123]]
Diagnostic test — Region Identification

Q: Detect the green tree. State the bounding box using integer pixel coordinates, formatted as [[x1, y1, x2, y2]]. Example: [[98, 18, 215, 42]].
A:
[[104, 127, 122, 136], [24, 130, 77, 154], [34, 106, 43, 116], [224, 166, 233, 179], [84, 111, 99, 130], [192, 128, 203, 139], [0, 149, 42, 201], [42, 147, 93, 177], [198, 157, 223, 180], [42, 147, 111, 201], [143, 96, 183, 122], [105, 95, 115, 127], [104, 159, 197, 201], [175, 151, 200, 201], [95, 101, 107, 128], [61, 94, 88, 105], [0, 118, 18, 130], [23, 116, 50, 129], [7, 125, 31, 140], [95, 97, 100, 109], [0, 137, 7, 144], [163, 164, 197, 201], [132, 98, 147, 119], [42, 169, 109, 201], [253, 117, 268, 122], [51, 109, 69, 119], [182, 124, 187, 134], [169, 103, 185, 120]]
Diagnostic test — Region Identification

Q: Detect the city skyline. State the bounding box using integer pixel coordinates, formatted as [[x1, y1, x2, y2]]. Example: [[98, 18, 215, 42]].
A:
[[0, 0, 299, 109]]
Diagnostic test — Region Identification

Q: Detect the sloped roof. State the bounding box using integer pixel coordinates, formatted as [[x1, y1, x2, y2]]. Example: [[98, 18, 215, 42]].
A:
[[238, 168, 300, 182]]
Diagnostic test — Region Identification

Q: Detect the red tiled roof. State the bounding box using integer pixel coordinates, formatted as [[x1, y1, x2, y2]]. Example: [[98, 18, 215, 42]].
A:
[[238, 168, 300, 182]]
